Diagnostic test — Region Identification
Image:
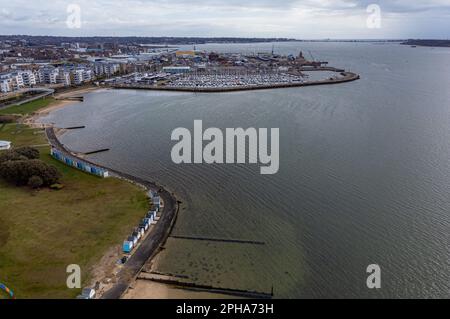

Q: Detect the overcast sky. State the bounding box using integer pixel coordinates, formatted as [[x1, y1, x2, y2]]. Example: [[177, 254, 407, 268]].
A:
[[0, 0, 449, 39]]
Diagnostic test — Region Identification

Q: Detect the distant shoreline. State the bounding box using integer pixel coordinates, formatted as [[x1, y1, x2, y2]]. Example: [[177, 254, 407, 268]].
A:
[[401, 39, 450, 48]]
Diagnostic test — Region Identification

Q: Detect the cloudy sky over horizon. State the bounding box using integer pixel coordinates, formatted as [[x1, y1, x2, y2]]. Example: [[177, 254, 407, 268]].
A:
[[0, 0, 449, 39]]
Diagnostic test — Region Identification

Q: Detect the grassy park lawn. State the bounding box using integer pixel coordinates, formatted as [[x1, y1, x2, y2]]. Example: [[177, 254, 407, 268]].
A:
[[0, 97, 56, 116], [0, 119, 148, 298]]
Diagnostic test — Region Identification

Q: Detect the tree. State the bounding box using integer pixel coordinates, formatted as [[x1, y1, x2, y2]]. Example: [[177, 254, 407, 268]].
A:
[[14, 147, 40, 160], [0, 159, 61, 186], [0, 151, 28, 163], [0, 147, 40, 163]]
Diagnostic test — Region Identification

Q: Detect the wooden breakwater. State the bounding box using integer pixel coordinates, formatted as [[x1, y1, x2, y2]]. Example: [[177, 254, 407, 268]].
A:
[[138, 272, 273, 299], [83, 148, 110, 155], [63, 126, 85, 130], [56, 96, 84, 102], [170, 235, 265, 246]]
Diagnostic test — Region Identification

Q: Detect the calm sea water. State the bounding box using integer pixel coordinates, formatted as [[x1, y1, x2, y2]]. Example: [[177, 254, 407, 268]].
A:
[[41, 42, 450, 298]]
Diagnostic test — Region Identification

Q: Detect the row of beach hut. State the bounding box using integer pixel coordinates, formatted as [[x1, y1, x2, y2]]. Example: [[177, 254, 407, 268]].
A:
[[122, 209, 159, 253], [51, 148, 109, 178]]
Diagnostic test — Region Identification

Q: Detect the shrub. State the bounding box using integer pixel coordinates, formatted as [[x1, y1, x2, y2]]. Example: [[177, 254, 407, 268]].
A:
[[28, 175, 44, 189], [0, 147, 40, 163], [0, 159, 61, 186], [0, 151, 28, 163], [14, 146, 40, 160]]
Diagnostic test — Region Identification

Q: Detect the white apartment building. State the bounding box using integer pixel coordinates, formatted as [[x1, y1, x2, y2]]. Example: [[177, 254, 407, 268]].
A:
[[40, 67, 59, 84], [73, 69, 85, 85], [58, 71, 71, 86], [10, 73, 24, 90], [0, 79, 10, 93], [73, 68, 93, 85], [83, 69, 93, 82], [20, 71, 37, 86], [94, 62, 120, 77]]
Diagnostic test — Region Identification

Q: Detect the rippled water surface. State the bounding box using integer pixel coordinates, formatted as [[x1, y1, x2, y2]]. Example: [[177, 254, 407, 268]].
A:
[[41, 42, 450, 298]]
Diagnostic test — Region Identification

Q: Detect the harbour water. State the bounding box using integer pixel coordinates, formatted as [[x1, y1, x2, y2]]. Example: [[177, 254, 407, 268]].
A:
[[41, 42, 450, 298]]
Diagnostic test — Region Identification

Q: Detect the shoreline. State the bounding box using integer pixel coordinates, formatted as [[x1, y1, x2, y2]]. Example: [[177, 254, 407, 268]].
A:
[[45, 126, 180, 299], [23, 86, 103, 128], [27, 88, 180, 299]]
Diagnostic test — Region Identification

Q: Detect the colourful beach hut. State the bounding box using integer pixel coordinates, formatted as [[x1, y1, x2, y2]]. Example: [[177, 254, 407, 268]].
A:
[[128, 235, 138, 246], [123, 240, 134, 253], [0, 283, 15, 299]]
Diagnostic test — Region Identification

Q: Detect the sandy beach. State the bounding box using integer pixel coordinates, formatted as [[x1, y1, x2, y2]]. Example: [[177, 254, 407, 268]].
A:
[[24, 86, 101, 128]]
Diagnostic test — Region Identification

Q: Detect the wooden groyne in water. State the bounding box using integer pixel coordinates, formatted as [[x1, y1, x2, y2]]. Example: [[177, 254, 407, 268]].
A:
[[63, 126, 86, 130], [138, 272, 273, 299], [56, 96, 84, 102], [170, 235, 265, 246], [83, 148, 110, 155]]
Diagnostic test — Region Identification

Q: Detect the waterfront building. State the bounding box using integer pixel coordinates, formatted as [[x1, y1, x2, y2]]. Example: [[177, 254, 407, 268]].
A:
[[0, 79, 10, 93], [19, 70, 36, 86], [58, 70, 71, 86], [94, 62, 120, 77], [83, 69, 93, 82], [73, 69, 84, 85], [9, 72, 24, 90], [40, 67, 59, 84], [162, 66, 191, 74]]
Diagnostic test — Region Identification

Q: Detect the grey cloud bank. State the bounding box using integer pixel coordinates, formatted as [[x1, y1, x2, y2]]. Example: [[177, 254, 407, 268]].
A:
[[0, 0, 449, 38]]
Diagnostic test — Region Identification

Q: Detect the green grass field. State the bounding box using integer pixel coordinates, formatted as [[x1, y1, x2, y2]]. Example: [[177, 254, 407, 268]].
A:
[[0, 123, 148, 298], [0, 97, 56, 116]]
